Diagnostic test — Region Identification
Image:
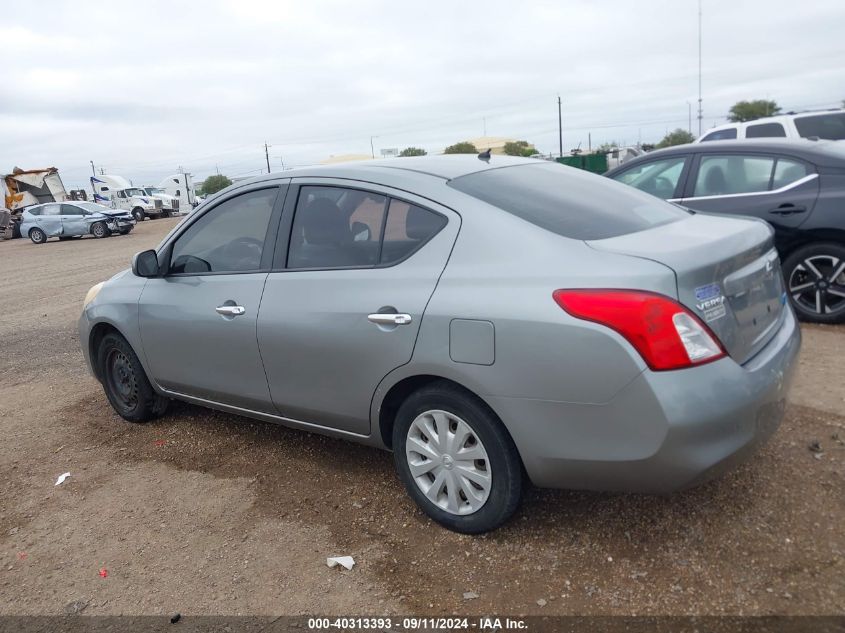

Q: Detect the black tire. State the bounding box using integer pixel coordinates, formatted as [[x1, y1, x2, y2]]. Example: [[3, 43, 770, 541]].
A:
[[161, 210, 171, 218], [12, 220, 21, 239], [91, 221, 109, 238], [131, 208, 145, 222], [119, 228, 133, 235], [782, 242, 845, 324], [392, 381, 522, 534], [97, 332, 168, 422], [29, 227, 47, 244]]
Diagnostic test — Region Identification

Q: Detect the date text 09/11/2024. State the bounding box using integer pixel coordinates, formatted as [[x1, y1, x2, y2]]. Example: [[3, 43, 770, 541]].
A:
[[306, 616, 528, 631]]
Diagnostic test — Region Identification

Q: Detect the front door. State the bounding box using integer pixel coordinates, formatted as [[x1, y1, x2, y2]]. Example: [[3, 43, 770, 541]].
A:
[[257, 182, 459, 435], [680, 153, 819, 233], [138, 185, 285, 412], [60, 204, 88, 235]]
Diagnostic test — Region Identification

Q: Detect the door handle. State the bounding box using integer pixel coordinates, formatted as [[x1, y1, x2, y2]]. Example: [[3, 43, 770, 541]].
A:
[[367, 313, 412, 325], [769, 204, 806, 216], [216, 305, 246, 317]]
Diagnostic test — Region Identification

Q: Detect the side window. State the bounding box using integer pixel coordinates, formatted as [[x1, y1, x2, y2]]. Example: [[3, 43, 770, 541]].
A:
[[169, 188, 277, 274], [693, 155, 776, 197], [380, 200, 447, 264], [772, 158, 810, 189], [41, 204, 61, 216], [746, 123, 787, 138], [61, 204, 82, 216], [287, 186, 387, 269], [700, 128, 738, 141], [611, 157, 687, 199], [28, 207, 42, 216]]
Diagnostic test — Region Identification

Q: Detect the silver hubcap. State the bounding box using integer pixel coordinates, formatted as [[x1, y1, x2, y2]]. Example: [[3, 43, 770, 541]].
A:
[[405, 410, 491, 516], [789, 255, 845, 316]]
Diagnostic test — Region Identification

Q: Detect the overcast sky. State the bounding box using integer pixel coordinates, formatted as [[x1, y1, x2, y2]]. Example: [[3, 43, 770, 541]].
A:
[[1, 0, 843, 189]]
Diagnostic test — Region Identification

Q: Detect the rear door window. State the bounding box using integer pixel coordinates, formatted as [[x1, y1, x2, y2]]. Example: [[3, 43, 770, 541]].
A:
[[693, 155, 776, 196], [771, 158, 811, 189], [746, 123, 787, 138], [449, 163, 689, 240], [61, 204, 83, 216], [41, 204, 61, 216], [286, 186, 447, 269]]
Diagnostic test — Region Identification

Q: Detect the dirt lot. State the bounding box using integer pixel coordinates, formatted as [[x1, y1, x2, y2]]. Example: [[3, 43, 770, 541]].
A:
[[0, 219, 843, 617]]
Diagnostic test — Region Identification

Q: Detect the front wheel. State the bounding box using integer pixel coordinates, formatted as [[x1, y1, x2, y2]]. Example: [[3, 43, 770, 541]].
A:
[[131, 208, 145, 222], [392, 382, 522, 534], [91, 221, 109, 238], [29, 227, 47, 244], [783, 242, 845, 324], [97, 332, 168, 422]]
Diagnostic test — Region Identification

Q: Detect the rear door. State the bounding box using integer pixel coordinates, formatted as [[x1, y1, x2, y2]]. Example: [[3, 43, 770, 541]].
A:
[[36, 203, 63, 236], [257, 180, 459, 435], [139, 184, 286, 411], [679, 152, 819, 231]]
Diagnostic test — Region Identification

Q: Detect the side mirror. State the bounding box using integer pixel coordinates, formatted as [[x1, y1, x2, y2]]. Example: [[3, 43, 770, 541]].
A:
[[132, 249, 160, 278], [351, 221, 371, 242]]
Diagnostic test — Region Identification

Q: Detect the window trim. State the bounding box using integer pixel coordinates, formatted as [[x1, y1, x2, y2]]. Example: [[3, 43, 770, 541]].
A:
[[273, 181, 449, 273], [161, 182, 288, 278], [609, 155, 693, 200], [674, 151, 818, 202]]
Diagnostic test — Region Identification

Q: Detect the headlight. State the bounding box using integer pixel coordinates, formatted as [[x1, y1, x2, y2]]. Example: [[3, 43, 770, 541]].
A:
[[83, 282, 105, 308]]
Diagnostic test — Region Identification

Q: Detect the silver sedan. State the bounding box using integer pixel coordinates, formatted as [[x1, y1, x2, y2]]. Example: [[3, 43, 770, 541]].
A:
[[78, 156, 800, 533], [20, 201, 135, 243]]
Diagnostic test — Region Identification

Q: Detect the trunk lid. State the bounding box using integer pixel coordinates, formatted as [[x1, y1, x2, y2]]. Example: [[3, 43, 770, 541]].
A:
[[587, 213, 786, 365]]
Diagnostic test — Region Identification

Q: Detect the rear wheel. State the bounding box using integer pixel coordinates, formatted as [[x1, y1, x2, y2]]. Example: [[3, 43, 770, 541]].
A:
[[97, 332, 168, 422], [29, 227, 46, 244], [392, 382, 522, 534], [131, 208, 145, 222], [91, 221, 109, 238], [783, 242, 845, 324]]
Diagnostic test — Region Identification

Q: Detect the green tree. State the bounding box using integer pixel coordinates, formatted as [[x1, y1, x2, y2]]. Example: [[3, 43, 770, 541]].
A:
[[597, 141, 620, 153], [200, 174, 232, 195], [656, 129, 695, 148], [399, 147, 427, 157], [443, 141, 478, 154], [727, 99, 781, 122], [503, 140, 537, 157]]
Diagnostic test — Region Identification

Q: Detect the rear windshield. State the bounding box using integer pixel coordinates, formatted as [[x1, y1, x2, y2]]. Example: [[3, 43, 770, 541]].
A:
[[794, 112, 845, 140], [448, 162, 689, 240]]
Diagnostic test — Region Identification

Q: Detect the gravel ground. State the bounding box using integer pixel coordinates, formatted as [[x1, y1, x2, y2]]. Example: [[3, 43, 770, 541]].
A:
[[0, 219, 843, 616]]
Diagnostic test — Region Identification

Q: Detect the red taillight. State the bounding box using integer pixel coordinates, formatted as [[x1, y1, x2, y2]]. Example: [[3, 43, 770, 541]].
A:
[[553, 289, 726, 371]]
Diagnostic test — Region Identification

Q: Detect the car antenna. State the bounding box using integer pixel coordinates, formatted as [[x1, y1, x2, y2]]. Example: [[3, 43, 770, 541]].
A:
[[478, 148, 491, 161]]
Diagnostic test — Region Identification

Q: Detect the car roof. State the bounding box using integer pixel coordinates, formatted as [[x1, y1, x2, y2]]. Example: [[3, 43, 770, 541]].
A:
[[606, 139, 845, 174], [234, 155, 545, 186]]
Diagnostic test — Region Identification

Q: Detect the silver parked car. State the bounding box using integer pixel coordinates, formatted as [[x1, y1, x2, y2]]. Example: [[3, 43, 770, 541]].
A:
[[79, 156, 800, 533], [21, 201, 135, 243]]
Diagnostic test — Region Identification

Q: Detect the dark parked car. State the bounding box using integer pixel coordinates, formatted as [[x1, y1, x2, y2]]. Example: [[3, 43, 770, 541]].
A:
[[606, 140, 845, 323]]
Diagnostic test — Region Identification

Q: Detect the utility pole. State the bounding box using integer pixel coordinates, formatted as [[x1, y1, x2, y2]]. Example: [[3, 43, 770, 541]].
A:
[[557, 95, 563, 158], [697, 0, 703, 136], [89, 160, 96, 177], [687, 101, 692, 135], [370, 136, 378, 159], [264, 142, 271, 174]]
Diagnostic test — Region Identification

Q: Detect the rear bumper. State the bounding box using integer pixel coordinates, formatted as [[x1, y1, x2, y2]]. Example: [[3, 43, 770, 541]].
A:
[[487, 308, 801, 493]]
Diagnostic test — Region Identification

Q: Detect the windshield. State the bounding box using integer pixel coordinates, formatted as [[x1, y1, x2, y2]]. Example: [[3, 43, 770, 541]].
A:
[[794, 112, 845, 140], [125, 188, 147, 197], [145, 188, 165, 194]]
